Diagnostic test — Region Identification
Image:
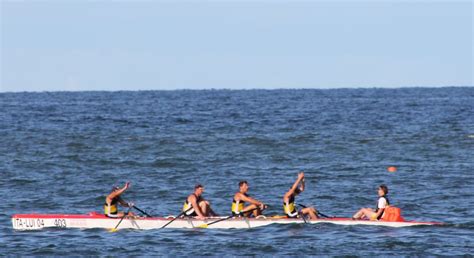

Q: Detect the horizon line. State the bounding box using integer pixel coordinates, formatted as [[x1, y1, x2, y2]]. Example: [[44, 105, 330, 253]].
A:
[[0, 85, 473, 94]]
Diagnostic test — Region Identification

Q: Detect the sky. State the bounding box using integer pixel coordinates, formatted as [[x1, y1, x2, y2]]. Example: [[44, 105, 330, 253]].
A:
[[0, 0, 472, 92]]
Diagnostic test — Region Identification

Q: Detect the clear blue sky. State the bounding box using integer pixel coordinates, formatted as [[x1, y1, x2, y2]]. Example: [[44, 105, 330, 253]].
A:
[[1, 0, 472, 92]]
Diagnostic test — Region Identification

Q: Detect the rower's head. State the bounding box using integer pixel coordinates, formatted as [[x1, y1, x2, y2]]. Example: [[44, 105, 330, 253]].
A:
[[239, 180, 248, 193], [194, 184, 204, 196], [378, 184, 388, 197]]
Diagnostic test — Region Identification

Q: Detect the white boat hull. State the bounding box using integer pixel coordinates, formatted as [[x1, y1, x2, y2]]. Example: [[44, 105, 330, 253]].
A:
[[11, 213, 442, 230]]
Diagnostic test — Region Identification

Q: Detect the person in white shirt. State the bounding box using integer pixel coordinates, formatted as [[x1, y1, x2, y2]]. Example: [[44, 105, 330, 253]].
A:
[[352, 184, 389, 220]]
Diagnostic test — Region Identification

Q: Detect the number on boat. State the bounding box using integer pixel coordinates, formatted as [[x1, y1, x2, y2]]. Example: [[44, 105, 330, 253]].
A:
[[54, 219, 67, 228], [36, 219, 44, 227]]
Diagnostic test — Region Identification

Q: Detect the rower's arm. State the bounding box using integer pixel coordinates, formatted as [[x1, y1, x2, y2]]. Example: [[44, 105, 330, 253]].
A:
[[289, 172, 305, 194], [107, 190, 122, 201], [189, 195, 205, 217], [107, 182, 130, 200], [373, 209, 384, 221], [239, 193, 263, 206], [283, 191, 290, 203], [300, 178, 305, 192]]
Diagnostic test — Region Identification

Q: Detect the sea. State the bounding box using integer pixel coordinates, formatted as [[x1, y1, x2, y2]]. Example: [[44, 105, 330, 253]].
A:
[[1, 87, 473, 256]]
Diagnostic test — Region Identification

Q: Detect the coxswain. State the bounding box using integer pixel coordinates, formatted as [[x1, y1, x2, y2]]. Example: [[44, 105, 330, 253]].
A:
[[352, 184, 389, 220], [104, 182, 135, 218], [183, 184, 217, 220], [232, 181, 267, 217], [283, 172, 318, 219]]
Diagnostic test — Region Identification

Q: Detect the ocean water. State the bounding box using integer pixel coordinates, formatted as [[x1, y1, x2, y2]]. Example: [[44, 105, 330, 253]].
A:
[[1, 88, 473, 256]]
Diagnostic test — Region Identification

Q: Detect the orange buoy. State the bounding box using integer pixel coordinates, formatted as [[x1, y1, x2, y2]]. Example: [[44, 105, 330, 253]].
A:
[[387, 166, 397, 173]]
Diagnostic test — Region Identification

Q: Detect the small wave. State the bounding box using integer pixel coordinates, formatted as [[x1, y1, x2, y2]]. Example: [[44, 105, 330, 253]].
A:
[[289, 134, 316, 143], [66, 142, 87, 149], [449, 221, 474, 229], [357, 138, 377, 144], [9, 178, 37, 184], [157, 138, 179, 145], [241, 136, 278, 147], [82, 115, 107, 122], [133, 144, 150, 151], [48, 118, 68, 123], [119, 160, 142, 167], [175, 118, 192, 124], [270, 155, 291, 162], [151, 158, 189, 168], [112, 118, 133, 124]]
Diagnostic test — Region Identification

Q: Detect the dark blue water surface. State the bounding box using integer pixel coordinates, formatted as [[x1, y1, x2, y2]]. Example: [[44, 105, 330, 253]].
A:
[[1, 88, 473, 255]]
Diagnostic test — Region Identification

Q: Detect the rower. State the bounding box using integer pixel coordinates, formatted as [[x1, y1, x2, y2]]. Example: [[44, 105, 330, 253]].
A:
[[183, 184, 217, 220], [104, 182, 135, 218], [283, 172, 318, 219], [232, 181, 267, 217], [352, 184, 389, 220]]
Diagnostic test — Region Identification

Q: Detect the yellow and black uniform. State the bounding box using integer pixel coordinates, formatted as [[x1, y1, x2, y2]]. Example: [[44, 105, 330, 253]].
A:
[[104, 197, 119, 218], [183, 194, 201, 216], [284, 194, 299, 218], [231, 193, 248, 215]]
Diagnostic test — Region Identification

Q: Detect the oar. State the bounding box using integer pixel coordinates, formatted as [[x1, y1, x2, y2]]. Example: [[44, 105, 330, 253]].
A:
[[299, 210, 308, 223], [109, 207, 132, 232], [198, 206, 265, 229], [133, 206, 152, 217], [297, 204, 333, 218], [161, 207, 193, 229], [317, 211, 333, 218]]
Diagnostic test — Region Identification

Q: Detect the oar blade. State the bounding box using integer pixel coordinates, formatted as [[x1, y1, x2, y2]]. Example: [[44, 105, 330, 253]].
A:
[[109, 228, 119, 233], [197, 224, 209, 229]]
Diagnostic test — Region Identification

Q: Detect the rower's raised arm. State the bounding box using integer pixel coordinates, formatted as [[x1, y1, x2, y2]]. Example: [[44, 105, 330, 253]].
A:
[[300, 175, 305, 192], [288, 172, 304, 195], [107, 182, 130, 200]]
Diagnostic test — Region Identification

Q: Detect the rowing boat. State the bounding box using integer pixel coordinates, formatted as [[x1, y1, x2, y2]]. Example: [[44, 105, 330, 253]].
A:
[[11, 212, 442, 230], [12, 213, 442, 230]]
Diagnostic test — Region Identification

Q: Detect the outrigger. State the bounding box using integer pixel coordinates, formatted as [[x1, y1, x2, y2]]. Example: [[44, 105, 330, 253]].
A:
[[11, 212, 442, 230]]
